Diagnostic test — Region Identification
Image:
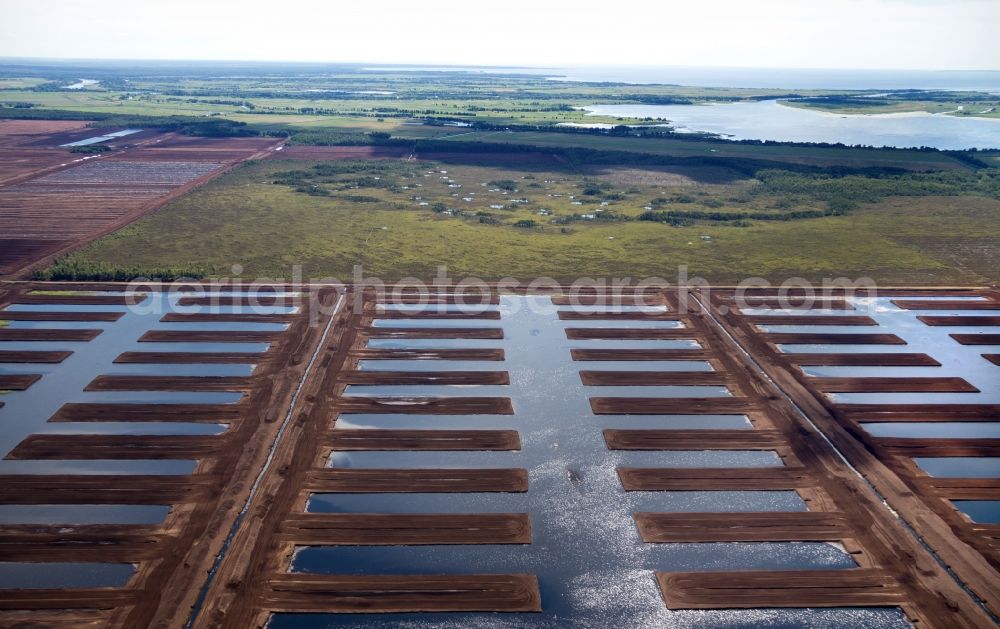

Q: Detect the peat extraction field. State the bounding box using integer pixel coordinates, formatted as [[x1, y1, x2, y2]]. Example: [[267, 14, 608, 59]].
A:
[[0, 123, 282, 277], [0, 283, 335, 626], [1, 283, 997, 628]]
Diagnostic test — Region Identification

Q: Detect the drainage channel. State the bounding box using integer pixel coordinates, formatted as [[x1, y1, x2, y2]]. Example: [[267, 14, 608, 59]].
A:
[[689, 291, 999, 624], [184, 291, 346, 628], [273, 294, 908, 628]]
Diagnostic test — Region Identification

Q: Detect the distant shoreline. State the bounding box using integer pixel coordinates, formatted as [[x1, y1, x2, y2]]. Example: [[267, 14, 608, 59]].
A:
[[2, 57, 999, 91]]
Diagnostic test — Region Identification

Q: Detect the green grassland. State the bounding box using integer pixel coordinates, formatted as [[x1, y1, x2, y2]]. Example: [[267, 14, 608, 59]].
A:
[[50, 158, 998, 284], [80, 69, 837, 103], [0, 78, 47, 89], [0, 90, 251, 118], [0, 89, 668, 127], [979, 152, 1000, 167]]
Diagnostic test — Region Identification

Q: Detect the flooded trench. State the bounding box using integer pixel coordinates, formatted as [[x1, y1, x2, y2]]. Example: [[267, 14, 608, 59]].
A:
[[272, 295, 911, 628], [761, 294, 1000, 526], [0, 289, 294, 588]]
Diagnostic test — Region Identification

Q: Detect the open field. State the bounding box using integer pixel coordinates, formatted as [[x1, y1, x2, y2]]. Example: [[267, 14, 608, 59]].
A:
[[0, 88, 662, 127], [0, 119, 98, 184], [0, 78, 48, 89], [52, 155, 1000, 284]]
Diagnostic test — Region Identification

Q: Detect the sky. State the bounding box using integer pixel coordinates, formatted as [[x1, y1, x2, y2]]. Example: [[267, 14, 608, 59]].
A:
[[1, 0, 999, 70]]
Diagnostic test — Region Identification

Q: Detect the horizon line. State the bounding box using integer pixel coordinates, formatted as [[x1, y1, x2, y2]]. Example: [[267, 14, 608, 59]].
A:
[[1, 56, 998, 74]]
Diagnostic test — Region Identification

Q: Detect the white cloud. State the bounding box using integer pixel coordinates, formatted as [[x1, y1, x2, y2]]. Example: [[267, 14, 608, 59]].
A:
[[1, 0, 998, 70]]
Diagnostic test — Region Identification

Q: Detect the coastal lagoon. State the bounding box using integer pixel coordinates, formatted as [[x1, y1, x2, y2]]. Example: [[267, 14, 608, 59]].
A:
[[583, 100, 1000, 150]]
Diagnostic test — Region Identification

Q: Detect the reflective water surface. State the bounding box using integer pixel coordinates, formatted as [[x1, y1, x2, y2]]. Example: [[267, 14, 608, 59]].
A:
[[0, 291, 268, 588], [292, 296, 904, 627], [583, 100, 1000, 149]]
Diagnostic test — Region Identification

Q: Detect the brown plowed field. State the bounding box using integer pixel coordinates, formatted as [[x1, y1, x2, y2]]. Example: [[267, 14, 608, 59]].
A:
[[117, 136, 282, 162], [0, 123, 284, 276], [0, 119, 94, 185], [20, 128, 163, 149], [0, 120, 93, 136]]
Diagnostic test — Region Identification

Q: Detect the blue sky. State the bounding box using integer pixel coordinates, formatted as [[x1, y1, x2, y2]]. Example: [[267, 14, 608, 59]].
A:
[[2, 0, 998, 70]]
